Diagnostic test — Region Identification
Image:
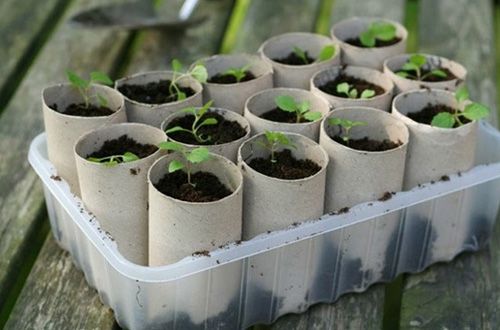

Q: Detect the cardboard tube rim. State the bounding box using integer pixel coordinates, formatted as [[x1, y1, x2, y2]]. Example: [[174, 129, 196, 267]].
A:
[[238, 131, 329, 183], [148, 153, 243, 206], [321, 106, 410, 155], [114, 70, 203, 108]]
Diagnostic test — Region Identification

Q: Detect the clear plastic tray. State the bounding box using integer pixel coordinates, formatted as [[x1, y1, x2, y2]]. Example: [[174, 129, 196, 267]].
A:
[[28, 121, 500, 330]]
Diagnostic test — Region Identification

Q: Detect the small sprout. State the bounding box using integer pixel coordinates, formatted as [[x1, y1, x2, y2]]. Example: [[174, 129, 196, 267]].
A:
[[336, 82, 375, 99], [292, 45, 336, 64], [359, 21, 397, 47], [223, 64, 251, 83], [328, 117, 367, 145], [158, 141, 211, 186], [396, 54, 447, 81], [66, 70, 113, 108], [87, 152, 139, 167], [274, 95, 322, 123], [165, 101, 217, 143], [169, 59, 208, 101], [431, 86, 490, 128], [256, 131, 296, 163]]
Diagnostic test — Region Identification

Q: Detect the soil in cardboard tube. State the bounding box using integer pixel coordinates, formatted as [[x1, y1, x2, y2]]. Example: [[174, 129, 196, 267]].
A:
[[165, 112, 247, 145], [208, 71, 256, 84], [345, 36, 401, 48], [332, 135, 402, 152], [399, 67, 457, 82], [318, 74, 385, 97], [50, 103, 114, 117], [407, 103, 471, 128], [273, 51, 315, 65], [155, 171, 232, 202], [118, 80, 195, 104], [260, 107, 312, 123], [86, 135, 158, 160], [248, 149, 321, 180]]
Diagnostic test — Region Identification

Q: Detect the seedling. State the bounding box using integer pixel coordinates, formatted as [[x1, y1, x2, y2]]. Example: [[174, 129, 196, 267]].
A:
[[396, 54, 447, 80], [165, 100, 217, 143], [274, 95, 322, 123], [431, 86, 490, 128], [66, 70, 113, 108], [158, 141, 211, 186], [169, 59, 208, 101], [328, 117, 367, 145], [359, 21, 397, 47], [336, 82, 375, 99], [222, 64, 251, 83], [256, 131, 296, 163], [87, 152, 139, 167], [292, 45, 336, 64]]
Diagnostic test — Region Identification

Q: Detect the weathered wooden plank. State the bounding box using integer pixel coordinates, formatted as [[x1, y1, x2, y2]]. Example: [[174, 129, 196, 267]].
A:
[[330, 0, 406, 23], [399, 0, 500, 328], [231, 0, 322, 53], [4, 235, 116, 330], [124, 0, 234, 73], [4, 0, 235, 328], [0, 0, 64, 108], [417, 0, 498, 126], [0, 0, 129, 320]]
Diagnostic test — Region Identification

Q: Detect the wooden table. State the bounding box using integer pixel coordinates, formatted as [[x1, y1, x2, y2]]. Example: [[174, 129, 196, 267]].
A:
[[0, 0, 499, 328]]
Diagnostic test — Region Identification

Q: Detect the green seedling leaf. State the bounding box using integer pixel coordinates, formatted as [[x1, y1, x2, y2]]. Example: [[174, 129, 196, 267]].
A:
[[158, 141, 185, 152], [172, 59, 184, 72], [328, 117, 367, 143], [409, 54, 427, 67], [396, 71, 409, 78], [431, 112, 455, 128], [190, 64, 208, 83], [349, 89, 358, 99], [165, 126, 187, 135], [224, 64, 250, 83], [90, 71, 113, 86], [197, 100, 213, 117], [176, 91, 187, 101], [66, 70, 89, 89], [122, 152, 140, 162], [168, 159, 185, 173], [455, 85, 469, 103], [359, 21, 396, 47], [297, 101, 311, 114], [292, 46, 309, 64], [317, 45, 335, 62], [462, 103, 490, 121], [401, 62, 420, 72], [275, 95, 297, 112], [360, 89, 375, 99], [199, 118, 218, 126], [187, 147, 211, 164], [303, 111, 322, 122], [336, 82, 351, 96], [430, 69, 447, 78]]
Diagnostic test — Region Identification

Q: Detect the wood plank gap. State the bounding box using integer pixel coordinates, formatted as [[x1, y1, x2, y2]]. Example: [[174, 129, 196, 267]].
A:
[[495, 2, 500, 126], [0, 0, 73, 113], [0, 211, 50, 328]]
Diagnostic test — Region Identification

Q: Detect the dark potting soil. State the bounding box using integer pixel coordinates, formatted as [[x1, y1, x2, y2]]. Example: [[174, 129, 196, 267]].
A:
[[344, 36, 401, 48], [248, 149, 321, 180], [272, 51, 315, 65], [401, 67, 457, 82], [332, 135, 402, 152], [260, 107, 309, 123], [407, 103, 470, 127], [154, 170, 232, 202], [86, 135, 158, 160], [208, 71, 256, 84], [165, 112, 247, 145], [51, 103, 114, 117], [117, 80, 195, 104], [318, 74, 385, 98]]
